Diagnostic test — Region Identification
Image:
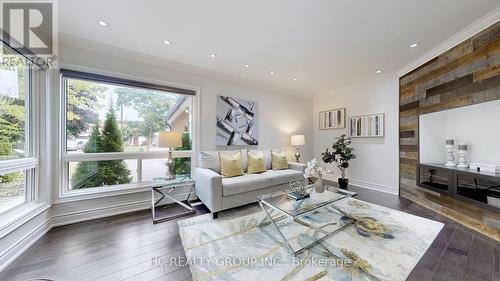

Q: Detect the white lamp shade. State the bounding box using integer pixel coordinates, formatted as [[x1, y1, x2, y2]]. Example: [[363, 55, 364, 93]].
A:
[[291, 135, 305, 146], [158, 131, 182, 148]]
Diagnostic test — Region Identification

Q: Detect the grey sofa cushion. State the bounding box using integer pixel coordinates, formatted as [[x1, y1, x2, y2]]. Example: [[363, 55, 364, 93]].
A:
[[221, 168, 303, 196], [264, 169, 304, 186], [222, 173, 272, 196]]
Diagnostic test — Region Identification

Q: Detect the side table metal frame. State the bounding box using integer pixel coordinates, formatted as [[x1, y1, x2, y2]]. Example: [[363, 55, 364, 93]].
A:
[[151, 180, 196, 224]]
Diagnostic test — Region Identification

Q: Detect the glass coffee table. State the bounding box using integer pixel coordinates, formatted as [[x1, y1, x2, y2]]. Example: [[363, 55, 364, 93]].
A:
[[257, 185, 357, 256]]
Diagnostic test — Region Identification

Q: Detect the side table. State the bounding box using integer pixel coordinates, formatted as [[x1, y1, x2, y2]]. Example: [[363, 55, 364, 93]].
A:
[[151, 175, 196, 224]]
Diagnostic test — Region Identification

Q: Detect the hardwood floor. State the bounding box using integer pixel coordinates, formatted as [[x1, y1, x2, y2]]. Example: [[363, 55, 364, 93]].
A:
[[0, 187, 498, 281]]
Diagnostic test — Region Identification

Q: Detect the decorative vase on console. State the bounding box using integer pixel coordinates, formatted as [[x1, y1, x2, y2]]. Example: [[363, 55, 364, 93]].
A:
[[304, 159, 325, 193], [314, 175, 325, 193], [445, 138, 456, 167], [457, 143, 469, 168]]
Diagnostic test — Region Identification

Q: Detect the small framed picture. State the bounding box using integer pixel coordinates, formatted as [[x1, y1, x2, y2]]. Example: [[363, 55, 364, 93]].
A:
[[348, 113, 385, 138], [319, 108, 346, 129]]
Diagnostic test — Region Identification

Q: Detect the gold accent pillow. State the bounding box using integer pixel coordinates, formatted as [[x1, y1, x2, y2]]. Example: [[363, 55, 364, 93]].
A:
[[219, 151, 244, 178], [247, 150, 266, 174], [271, 150, 288, 170]]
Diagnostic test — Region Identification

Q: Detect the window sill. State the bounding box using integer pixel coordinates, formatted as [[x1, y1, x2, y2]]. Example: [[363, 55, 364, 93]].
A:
[[0, 201, 51, 239], [54, 182, 154, 204]]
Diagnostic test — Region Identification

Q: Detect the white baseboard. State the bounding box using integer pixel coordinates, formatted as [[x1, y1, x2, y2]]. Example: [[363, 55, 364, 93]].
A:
[[0, 192, 194, 272], [0, 216, 52, 272], [349, 179, 399, 195], [322, 174, 398, 195], [50, 200, 151, 227]]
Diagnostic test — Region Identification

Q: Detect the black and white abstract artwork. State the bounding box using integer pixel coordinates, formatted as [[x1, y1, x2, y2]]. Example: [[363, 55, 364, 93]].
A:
[[348, 113, 385, 138], [216, 96, 258, 146], [319, 108, 346, 129]]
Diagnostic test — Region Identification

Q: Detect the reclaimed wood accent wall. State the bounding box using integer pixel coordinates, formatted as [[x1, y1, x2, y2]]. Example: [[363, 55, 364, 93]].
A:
[[399, 21, 500, 193]]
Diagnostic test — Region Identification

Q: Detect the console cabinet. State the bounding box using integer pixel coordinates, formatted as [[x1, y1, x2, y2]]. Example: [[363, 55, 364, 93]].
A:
[[418, 164, 500, 212], [418, 165, 453, 196]]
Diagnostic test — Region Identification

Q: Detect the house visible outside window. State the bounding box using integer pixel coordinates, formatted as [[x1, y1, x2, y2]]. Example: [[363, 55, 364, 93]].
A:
[[60, 70, 195, 193], [0, 46, 41, 214]]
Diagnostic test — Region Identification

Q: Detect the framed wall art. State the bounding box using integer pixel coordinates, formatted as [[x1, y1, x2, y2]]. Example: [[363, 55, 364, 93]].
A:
[[216, 96, 258, 146], [319, 108, 345, 129], [348, 113, 385, 138]]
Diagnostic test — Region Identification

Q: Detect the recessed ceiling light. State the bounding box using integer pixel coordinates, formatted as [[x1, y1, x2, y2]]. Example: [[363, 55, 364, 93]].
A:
[[163, 40, 171, 45], [210, 53, 217, 58], [375, 70, 383, 74], [269, 71, 275, 75], [410, 43, 419, 48], [293, 78, 297, 81], [245, 64, 251, 68], [97, 20, 108, 27]]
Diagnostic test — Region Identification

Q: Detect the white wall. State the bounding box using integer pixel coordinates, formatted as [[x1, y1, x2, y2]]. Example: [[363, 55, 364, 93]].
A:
[[420, 99, 500, 165], [50, 41, 313, 214], [59, 43, 313, 160], [419, 114, 447, 163], [0, 39, 314, 271], [313, 75, 399, 194], [311, 6, 500, 195]]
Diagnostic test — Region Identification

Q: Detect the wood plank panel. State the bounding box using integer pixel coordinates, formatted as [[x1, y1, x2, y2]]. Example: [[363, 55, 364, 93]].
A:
[[425, 74, 473, 97], [474, 65, 500, 82], [400, 36, 500, 93], [400, 108, 419, 118], [399, 130, 415, 138], [399, 21, 500, 239], [419, 95, 471, 115], [400, 151, 418, 160]]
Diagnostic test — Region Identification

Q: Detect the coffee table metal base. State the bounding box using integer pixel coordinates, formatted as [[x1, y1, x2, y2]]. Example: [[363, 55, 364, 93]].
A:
[[257, 200, 355, 257]]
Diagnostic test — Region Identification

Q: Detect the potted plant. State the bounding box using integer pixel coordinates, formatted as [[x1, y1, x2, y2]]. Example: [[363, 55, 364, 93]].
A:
[[321, 134, 355, 189]]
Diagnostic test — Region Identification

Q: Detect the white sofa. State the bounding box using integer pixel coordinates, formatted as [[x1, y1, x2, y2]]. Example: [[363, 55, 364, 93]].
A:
[[194, 149, 306, 218]]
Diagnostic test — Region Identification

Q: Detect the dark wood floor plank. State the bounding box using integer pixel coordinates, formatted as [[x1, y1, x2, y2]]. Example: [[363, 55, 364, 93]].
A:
[[92, 271, 121, 281], [465, 234, 495, 280], [0, 188, 497, 281], [493, 243, 500, 281], [153, 266, 192, 281], [119, 249, 185, 280], [406, 226, 451, 281], [0, 218, 186, 281], [403, 202, 435, 217], [462, 273, 488, 281], [69, 238, 183, 280], [8, 224, 179, 274], [18, 214, 177, 264], [432, 227, 474, 281]]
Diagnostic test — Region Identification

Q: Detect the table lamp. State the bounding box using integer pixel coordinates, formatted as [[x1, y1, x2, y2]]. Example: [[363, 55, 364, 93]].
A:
[[158, 130, 182, 180], [291, 135, 305, 163]]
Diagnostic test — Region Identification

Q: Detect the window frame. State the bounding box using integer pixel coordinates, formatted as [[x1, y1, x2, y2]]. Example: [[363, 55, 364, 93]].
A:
[[0, 52, 43, 215], [58, 69, 199, 199]]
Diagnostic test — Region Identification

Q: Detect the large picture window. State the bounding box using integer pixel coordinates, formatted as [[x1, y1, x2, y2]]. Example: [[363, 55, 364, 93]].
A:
[[0, 46, 40, 214], [61, 70, 195, 193]]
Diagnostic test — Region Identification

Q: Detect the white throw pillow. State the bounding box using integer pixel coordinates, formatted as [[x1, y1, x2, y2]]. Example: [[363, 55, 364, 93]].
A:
[[198, 151, 220, 173], [198, 150, 248, 173]]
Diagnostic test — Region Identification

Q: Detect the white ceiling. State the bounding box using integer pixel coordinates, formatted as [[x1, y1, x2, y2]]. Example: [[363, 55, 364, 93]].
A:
[[59, 0, 500, 96]]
